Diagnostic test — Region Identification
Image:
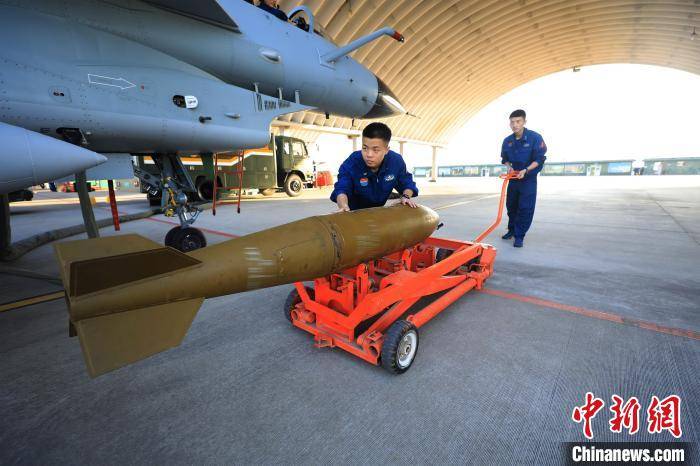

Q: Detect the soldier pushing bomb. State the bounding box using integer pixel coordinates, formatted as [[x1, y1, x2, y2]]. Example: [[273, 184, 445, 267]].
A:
[[331, 123, 419, 212]]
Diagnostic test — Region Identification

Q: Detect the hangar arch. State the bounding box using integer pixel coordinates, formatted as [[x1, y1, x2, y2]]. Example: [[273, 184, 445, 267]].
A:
[[276, 0, 700, 143]]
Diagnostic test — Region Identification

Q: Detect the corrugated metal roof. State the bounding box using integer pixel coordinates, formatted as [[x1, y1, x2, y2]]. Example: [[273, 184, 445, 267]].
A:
[[275, 0, 700, 144]]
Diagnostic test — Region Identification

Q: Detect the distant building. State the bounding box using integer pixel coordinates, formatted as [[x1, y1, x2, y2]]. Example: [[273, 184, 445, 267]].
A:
[[413, 157, 700, 177]]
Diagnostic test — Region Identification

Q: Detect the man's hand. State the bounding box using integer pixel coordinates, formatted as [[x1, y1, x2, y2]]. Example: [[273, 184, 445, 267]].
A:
[[516, 169, 527, 179], [335, 193, 350, 212], [506, 163, 514, 174], [399, 196, 418, 208], [396, 189, 417, 208]]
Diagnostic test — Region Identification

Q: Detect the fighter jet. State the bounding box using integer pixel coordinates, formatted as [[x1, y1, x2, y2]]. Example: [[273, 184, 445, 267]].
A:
[[0, 0, 406, 249]]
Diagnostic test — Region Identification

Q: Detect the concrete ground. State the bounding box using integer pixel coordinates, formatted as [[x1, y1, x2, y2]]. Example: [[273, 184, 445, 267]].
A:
[[1, 176, 699, 464]]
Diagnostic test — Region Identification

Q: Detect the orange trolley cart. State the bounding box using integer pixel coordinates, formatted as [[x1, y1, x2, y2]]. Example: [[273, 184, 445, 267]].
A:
[[285, 173, 519, 373]]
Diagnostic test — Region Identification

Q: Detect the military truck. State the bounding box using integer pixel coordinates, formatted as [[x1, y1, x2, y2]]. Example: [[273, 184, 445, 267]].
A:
[[137, 135, 314, 205]]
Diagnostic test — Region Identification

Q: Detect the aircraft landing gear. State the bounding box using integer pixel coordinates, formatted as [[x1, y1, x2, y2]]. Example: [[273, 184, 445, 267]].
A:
[[134, 153, 207, 252]]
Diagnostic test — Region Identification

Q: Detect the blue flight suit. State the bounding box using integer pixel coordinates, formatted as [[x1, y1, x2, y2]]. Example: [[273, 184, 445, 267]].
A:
[[330, 150, 418, 210], [258, 3, 288, 21], [501, 128, 547, 239]]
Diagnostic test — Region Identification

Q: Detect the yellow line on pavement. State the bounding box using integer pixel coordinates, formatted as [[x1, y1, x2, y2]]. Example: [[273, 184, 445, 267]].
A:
[[433, 194, 498, 211], [0, 291, 65, 313]]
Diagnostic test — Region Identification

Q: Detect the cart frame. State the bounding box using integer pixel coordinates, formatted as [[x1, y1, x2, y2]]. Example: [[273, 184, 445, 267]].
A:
[[288, 173, 517, 370]]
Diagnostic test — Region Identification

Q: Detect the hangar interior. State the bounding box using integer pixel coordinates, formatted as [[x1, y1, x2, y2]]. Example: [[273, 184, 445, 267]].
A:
[[1, 1, 699, 464], [277, 0, 700, 144]]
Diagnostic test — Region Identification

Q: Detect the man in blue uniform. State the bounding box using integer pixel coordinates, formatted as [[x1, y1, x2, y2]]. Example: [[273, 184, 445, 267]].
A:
[[500, 109, 547, 248], [331, 122, 418, 212]]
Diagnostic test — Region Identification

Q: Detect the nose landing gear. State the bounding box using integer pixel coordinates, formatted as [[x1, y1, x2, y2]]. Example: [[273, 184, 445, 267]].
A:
[[134, 153, 207, 252]]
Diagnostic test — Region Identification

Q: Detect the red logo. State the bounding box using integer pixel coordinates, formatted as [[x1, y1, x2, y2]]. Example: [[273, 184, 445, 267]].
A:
[[609, 395, 641, 435], [572, 392, 605, 439], [572, 393, 683, 439], [647, 395, 682, 438]]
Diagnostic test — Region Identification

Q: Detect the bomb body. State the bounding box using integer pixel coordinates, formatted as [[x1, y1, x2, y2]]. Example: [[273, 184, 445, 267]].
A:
[[55, 205, 440, 376]]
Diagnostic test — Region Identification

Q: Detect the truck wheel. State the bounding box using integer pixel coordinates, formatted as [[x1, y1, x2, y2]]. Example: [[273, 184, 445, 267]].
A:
[[260, 188, 275, 196], [284, 286, 314, 322], [284, 174, 303, 197], [381, 320, 419, 374], [147, 192, 162, 207], [167, 227, 207, 252], [197, 180, 214, 201]]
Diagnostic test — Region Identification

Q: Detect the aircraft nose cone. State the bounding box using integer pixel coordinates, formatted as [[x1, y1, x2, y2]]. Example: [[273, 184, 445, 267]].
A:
[[363, 77, 406, 119]]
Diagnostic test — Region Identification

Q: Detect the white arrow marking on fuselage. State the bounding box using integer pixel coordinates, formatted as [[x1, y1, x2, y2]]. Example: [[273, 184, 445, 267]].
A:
[[87, 74, 136, 90]]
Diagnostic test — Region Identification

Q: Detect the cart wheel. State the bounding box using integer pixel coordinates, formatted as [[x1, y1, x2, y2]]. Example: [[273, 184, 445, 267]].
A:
[[284, 286, 314, 322], [435, 248, 453, 262], [170, 227, 207, 252], [436, 248, 481, 270], [381, 320, 419, 374]]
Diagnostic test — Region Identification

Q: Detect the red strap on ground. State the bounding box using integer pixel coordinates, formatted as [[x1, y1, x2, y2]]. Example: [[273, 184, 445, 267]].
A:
[[480, 288, 700, 341]]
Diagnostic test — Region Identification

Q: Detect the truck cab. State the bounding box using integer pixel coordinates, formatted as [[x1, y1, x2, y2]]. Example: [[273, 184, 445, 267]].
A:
[[271, 135, 314, 196]]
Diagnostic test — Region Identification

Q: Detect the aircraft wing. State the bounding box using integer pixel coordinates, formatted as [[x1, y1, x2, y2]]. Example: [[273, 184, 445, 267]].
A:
[[144, 0, 239, 32]]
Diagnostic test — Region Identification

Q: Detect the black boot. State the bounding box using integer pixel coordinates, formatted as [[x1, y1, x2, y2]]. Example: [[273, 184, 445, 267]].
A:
[[501, 230, 514, 240]]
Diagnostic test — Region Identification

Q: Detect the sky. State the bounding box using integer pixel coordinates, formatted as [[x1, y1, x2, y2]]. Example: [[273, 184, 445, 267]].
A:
[[444, 64, 700, 166], [310, 64, 700, 172]]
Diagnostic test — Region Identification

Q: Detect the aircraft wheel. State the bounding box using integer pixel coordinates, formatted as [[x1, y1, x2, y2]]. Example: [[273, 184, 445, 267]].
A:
[[168, 227, 207, 252], [381, 320, 419, 374], [260, 188, 276, 196], [284, 286, 314, 322], [284, 174, 303, 197], [164, 227, 180, 248]]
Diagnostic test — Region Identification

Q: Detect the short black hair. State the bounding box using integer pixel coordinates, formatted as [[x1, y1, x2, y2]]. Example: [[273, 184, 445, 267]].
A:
[[509, 109, 526, 119], [362, 122, 392, 143]]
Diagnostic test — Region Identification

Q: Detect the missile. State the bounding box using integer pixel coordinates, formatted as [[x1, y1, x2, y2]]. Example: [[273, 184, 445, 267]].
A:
[[54, 204, 440, 377], [0, 122, 107, 194]]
